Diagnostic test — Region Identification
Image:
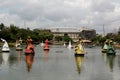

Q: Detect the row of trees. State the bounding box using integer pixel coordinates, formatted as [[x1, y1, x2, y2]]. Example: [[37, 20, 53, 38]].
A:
[[1, 23, 120, 45], [0, 23, 72, 44], [92, 30, 120, 45], [0, 23, 53, 43]]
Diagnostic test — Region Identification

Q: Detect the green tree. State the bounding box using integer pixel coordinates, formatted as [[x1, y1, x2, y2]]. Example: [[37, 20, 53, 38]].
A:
[[39, 31, 53, 42], [55, 36, 63, 42], [118, 27, 120, 35], [0, 29, 11, 41], [0, 23, 5, 30], [63, 33, 72, 42], [32, 29, 40, 43], [106, 33, 115, 39], [114, 35, 120, 43]]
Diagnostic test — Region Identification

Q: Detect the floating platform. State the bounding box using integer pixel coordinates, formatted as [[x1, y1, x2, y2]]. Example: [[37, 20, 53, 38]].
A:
[[102, 49, 107, 53], [2, 50, 10, 52], [44, 48, 49, 50], [74, 53, 84, 57], [16, 48, 23, 51]]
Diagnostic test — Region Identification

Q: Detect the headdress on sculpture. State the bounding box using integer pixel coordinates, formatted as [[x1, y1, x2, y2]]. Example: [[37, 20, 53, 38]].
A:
[[26, 36, 33, 44]]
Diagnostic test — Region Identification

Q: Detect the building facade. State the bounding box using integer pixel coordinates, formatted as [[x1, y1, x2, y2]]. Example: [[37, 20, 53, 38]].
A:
[[50, 27, 96, 42], [51, 28, 81, 42], [80, 27, 96, 40]]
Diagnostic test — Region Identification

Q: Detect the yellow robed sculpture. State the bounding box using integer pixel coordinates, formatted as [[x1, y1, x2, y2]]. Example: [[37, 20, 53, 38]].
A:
[[75, 41, 84, 56]]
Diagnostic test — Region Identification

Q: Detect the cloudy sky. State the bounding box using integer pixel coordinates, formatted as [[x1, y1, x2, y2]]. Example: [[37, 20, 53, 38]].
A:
[[0, 0, 120, 34]]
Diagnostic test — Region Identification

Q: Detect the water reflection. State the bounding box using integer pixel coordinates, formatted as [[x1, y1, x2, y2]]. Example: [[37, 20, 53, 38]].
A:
[[103, 53, 115, 72], [75, 56, 84, 74], [16, 51, 22, 63], [1, 46, 120, 80], [25, 54, 34, 72], [0, 52, 10, 70], [44, 50, 49, 61], [118, 55, 120, 69]]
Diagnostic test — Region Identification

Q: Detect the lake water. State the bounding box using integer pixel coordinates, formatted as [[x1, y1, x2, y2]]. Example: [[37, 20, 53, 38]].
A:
[[0, 45, 120, 80]]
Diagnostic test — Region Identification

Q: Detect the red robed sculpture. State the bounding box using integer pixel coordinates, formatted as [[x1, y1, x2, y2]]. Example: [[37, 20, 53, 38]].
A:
[[44, 39, 49, 50]]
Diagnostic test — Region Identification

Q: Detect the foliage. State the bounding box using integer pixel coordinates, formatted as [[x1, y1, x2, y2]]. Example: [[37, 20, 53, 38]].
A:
[[114, 35, 120, 43], [0, 23, 53, 44], [0, 23, 5, 30], [1, 22, 120, 45], [55, 36, 63, 42], [63, 33, 72, 42], [38, 31, 53, 42]]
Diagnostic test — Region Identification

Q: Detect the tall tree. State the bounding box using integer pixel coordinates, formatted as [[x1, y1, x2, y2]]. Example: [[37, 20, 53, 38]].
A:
[[39, 31, 53, 42], [0, 23, 5, 30], [118, 26, 120, 35]]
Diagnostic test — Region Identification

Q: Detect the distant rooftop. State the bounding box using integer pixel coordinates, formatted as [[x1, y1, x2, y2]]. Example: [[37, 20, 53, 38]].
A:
[[37, 27, 95, 33], [81, 27, 95, 31], [51, 28, 81, 33]]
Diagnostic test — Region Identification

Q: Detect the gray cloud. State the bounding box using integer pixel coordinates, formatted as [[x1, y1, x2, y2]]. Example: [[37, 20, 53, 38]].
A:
[[0, 0, 120, 34], [91, 0, 115, 12]]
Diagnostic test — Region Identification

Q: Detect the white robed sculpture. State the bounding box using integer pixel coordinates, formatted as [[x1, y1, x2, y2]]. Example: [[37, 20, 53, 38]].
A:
[[1, 38, 10, 52], [40, 41, 44, 47], [15, 38, 23, 51], [67, 41, 73, 48]]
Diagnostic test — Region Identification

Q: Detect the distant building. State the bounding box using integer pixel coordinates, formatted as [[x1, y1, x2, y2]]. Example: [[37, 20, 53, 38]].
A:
[[43, 27, 96, 42], [51, 28, 81, 42], [80, 27, 96, 40], [38, 28, 51, 32]]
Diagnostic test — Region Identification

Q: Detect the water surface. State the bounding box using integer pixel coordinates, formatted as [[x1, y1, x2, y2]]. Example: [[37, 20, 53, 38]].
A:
[[0, 45, 120, 80]]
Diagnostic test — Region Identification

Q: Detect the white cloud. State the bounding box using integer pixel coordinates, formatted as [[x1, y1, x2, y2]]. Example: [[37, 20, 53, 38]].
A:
[[0, 0, 120, 34]]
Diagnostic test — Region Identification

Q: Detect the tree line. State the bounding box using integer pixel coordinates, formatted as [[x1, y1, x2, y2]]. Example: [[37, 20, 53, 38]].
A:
[[1, 23, 120, 45], [92, 28, 120, 46], [0, 23, 53, 44], [0, 23, 72, 44]]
